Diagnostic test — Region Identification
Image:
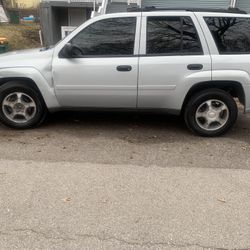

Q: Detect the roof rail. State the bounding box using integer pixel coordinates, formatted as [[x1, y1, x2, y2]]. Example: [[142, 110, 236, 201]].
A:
[[127, 6, 247, 14]]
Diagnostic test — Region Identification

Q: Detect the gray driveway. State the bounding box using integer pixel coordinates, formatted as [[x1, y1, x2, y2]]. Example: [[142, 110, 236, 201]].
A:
[[0, 111, 250, 249]]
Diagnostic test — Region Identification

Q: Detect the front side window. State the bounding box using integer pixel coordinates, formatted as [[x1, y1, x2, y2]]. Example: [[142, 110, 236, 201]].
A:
[[204, 17, 250, 54], [70, 17, 136, 56], [146, 16, 203, 55]]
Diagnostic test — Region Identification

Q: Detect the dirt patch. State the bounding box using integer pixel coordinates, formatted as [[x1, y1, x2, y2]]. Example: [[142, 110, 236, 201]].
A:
[[0, 23, 41, 50]]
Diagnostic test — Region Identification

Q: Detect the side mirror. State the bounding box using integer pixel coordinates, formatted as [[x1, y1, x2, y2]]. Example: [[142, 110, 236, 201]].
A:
[[62, 43, 74, 58], [60, 43, 84, 58]]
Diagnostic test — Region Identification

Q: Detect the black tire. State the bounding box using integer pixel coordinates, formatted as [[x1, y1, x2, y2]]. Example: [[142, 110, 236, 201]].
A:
[[0, 81, 47, 129], [184, 89, 238, 137]]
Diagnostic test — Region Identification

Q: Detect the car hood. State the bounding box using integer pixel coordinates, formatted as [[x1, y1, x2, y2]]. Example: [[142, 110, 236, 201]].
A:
[[0, 47, 54, 69], [0, 48, 42, 57]]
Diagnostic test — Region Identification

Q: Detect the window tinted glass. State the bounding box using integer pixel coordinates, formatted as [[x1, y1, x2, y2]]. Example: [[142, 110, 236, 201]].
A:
[[71, 17, 136, 56], [147, 16, 202, 55], [204, 17, 250, 54]]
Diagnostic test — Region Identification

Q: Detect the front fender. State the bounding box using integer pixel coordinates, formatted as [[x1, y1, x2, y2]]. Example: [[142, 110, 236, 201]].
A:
[[0, 67, 60, 109]]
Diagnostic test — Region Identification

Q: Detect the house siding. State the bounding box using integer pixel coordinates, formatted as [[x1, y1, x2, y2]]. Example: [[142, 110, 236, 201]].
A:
[[142, 0, 231, 9], [236, 0, 250, 13]]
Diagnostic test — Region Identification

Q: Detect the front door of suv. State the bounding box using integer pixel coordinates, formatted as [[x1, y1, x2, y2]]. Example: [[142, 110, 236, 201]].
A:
[[138, 12, 212, 112], [52, 14, 140, 108]]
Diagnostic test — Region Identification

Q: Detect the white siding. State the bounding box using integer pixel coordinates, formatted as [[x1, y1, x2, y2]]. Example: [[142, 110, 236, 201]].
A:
[[142, 0, 231, 9], [236, 0, 250, 13]]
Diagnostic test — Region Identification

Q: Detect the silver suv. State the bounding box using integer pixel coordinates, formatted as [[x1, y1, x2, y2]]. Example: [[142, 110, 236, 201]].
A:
[[0, 8, 249, 136]]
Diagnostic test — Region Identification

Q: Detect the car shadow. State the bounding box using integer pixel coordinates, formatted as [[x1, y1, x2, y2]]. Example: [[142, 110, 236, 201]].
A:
[[43, 110, 191, 142], [40, 110, 250, 145], [0, 110, 249, 170], [0, 110, 249, 146]]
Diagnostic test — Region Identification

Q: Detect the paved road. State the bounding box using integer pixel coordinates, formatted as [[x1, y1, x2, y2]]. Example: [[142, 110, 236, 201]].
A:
[[0, 111, 250, 249], [0, 110, 250, 169]]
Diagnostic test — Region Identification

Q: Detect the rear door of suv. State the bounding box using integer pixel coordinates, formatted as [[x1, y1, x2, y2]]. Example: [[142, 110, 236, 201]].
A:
[[196, 12, 250, 112], [138, 11, 212, 112]]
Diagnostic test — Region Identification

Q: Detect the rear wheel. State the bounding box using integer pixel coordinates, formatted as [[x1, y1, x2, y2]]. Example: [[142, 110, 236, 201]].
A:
[[0, 82, 47, 129], [184, 89, 238, 137]]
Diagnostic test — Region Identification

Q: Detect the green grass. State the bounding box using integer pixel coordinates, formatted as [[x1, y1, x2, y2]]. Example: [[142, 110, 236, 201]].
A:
[[0, 23, 41, 51]]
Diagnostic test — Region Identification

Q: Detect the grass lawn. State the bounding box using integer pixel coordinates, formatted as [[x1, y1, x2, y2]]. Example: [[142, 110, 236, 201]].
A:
[[0, 23, 41, 51]]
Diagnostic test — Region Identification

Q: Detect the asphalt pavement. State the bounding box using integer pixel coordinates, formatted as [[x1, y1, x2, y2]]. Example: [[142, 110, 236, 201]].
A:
[[0, 110, 250, 249]]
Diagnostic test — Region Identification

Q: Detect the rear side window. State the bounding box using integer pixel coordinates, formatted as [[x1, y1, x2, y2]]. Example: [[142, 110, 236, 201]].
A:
[[70, 17, 136, 56], [204, 17, 250, 54], [146, 16, 203, 55]]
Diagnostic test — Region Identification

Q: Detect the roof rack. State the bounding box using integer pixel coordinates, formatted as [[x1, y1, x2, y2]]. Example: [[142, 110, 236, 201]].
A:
[[127, 6, 247, 14]]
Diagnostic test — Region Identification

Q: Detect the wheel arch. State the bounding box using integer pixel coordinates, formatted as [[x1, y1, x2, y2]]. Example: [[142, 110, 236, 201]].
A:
[[0, 77, 47, 108], [182, 81, 245, 113], [0, 67, 60, 110]]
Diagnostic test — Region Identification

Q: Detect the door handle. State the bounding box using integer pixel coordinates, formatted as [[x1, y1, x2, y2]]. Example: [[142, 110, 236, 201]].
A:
[[187, 64, 203, 70], [117, 65, 132, 72]]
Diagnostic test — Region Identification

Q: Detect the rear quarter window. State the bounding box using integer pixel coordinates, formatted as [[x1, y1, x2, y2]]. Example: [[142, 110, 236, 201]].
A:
[[204, 17, 250, 54]]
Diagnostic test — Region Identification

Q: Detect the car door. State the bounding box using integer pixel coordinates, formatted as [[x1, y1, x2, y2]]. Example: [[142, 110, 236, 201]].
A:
[[52, 13, 141, 108], [138, 12, 212, 112], [198, 13, 250, 112]]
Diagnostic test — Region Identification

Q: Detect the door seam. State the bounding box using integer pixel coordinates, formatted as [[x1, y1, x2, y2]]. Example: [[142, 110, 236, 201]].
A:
[[136, 12, 142, 109]]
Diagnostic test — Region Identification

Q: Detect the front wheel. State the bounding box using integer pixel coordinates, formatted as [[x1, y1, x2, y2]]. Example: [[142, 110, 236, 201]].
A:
[[184, 89, 238, 137], [0, 82, 47, 129]]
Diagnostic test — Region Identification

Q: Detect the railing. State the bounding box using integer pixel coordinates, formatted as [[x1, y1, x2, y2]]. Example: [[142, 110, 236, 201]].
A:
[[41, 0, 140, 6], [128, 0, 141, 6], [97, 0, 108, 14], [229, 0, 237, 8], [110, 0, 141, 6]]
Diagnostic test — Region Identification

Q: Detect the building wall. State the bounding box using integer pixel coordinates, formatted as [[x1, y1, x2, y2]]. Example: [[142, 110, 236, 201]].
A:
[[68, 8, 88, 26], [142, 0, 231, 9], [236, 0, 250, 13], [40, 1, 93, 46]]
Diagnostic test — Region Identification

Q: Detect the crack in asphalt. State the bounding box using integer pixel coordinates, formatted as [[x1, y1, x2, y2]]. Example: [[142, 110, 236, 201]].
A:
[[0, 231, 10, 236], [13, 228, 75, 241], [76, 233, 228, 249], [0, 228, 249, 250]]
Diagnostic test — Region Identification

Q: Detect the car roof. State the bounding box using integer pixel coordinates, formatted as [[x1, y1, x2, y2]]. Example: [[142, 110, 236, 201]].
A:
[[127, 7, 247, 15]]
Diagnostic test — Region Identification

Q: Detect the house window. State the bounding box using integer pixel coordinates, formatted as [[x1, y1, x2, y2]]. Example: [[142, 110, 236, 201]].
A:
[[146, 16, 203, 55], [70, 17, 137, 56], [204, 17, 250, 54]]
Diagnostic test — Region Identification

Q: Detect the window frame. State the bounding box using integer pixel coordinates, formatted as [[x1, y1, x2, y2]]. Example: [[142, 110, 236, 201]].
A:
[[139, 12, 209, 57], [204, 16, 250, 55], [145, 15, 204, 56], [58, 14, 141, 59]]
